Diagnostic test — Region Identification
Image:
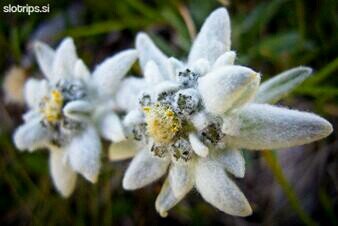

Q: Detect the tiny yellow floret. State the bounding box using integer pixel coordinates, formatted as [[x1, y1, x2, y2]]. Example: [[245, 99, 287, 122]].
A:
[[41, 90, 64, 123], [143, 102, 181, 144]]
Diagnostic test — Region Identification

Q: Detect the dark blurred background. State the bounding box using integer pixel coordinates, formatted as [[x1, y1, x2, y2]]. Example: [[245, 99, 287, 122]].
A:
[[0, 0, 337, 225]]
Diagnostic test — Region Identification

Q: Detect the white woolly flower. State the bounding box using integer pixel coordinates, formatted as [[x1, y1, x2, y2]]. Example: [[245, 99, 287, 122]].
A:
[[118, 8, 333, 217], [13, 37, 137, 197]]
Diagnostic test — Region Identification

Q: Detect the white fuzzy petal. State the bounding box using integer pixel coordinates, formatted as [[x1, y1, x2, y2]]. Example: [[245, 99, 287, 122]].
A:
[[198, 65, 260, 114], [24, 78, 49, 108], [123, 109, 144, 128], [52, 37, 78, 83], [98, 113, 126, 142], [49, 149, 77, 198], [92, 49, 138, 96], [144, 61, 165, 85], [66, 125, 101, 183], [74, 59, 91, 82], [34, 41, 55, 80], [225, 103, 333, 150], [115, 77, 147, 112], [168, 57, 184, 78], [213, 149, 245, 178], [63, 100, 92, 121], [188, 8, 231, 66], [188, 133, 209, 157], [23, 110, 40, 122], [136, 33, 172, 79], [153, 81, 180, 100], [168, 163, 194, 198], [190, 111, 210, 131], [123, 148, 170, 190], [212, 51, 236, 69], [13, 116, 51, 152], [255, 66, 313, 104], [155, 179, 186, 217], [190, 58, 210, 76], [109, 139, 137, 161], [195, 158, 252, 216]]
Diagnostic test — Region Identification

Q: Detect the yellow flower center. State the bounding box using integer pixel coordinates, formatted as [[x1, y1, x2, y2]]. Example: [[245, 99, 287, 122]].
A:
[[143, 103, 182, 144], [41, 90, 64, 123]]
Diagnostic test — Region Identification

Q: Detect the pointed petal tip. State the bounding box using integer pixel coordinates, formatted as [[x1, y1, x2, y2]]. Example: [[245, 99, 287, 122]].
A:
[[297, 66, 313, 75], [157, 209, 168, 218], [319, 118, 333, 137], [136, 32, 151, 47], [122, 176, 137, 190], [59, 188, 74, 198], [83, 172, 98, 183], [237, 203, 253, 217]]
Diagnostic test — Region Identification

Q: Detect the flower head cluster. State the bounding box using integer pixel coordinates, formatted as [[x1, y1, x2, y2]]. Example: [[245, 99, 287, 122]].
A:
[[14, 37, 137, 197], [13, 7, 333, 217], [116, 8, 333, 217]]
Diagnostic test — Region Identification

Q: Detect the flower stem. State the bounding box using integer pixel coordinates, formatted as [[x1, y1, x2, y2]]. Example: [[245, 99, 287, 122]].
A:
[[262, 150, 318, 226]]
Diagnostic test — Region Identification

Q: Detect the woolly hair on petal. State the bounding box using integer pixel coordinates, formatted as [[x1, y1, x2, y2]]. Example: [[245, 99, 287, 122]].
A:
[[255, 66, 313, 104], [189, 58, 210, 76], [136, 32, 172, 80], [123, 148, 170, 190], [33, 41, 55, 80], [188, 7, 231, 66], [212, 51, 236, 69], [189, 133, 209, 157], [98, 112, 126, 142], [155, 179, 186, 218], [13, 116, 51, 152], [92, 49, 138, 97], [49, 149, 77, 198], [195, 158, 252, 216], [198, 65, 260, 114], [24, 78, 49, 108], [74, 59, 91, 82], [144, 60, 165, 85], [168, 162, 194, 198], [225, 103, 333, 150], [213, 149, 245, 178], [63, 100, 93, 118], [66, 125, 101, 183], [52, 37, 78, 83], [115, 77, 147, 112], [168, 57, 184, 78]]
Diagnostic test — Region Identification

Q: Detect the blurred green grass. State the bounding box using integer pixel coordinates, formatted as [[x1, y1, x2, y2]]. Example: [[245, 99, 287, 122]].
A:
[[0, 0, 337, 225]]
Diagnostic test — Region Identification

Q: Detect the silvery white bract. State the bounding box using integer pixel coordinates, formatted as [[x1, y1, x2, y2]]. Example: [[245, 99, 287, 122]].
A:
[[13, 37, 137, 197], [119, 8, 333, 217]]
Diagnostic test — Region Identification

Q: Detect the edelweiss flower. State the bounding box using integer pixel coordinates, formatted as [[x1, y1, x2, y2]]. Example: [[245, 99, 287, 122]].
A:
[[120, 8, 333, 217], [14, 37, 137, 197]]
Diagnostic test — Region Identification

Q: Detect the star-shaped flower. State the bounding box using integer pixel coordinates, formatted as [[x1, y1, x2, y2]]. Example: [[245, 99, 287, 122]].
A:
[[118, 8, 333, 217], [14, 37, 137, 197]]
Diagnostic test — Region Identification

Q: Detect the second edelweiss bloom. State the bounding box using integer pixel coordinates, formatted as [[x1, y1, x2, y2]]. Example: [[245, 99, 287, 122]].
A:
[[14, 37, 137, 197], [117, 8, 333, 217]]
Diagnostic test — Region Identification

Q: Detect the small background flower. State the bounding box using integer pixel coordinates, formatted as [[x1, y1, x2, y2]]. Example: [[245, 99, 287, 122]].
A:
[[0, 0, 337, 226]]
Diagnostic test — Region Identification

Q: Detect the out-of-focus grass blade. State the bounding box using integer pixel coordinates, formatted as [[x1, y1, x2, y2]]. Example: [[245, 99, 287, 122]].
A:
[[161, 6, 191, 52], [295, 86, 338, 98], [239, 0, 286, 35], [64, 18, 160, 37], [304, 57, 338, 85], [10, 27, 21, 62], [319, 189, 338, 226], [262, 151, 318, 226], [125, 0, 159, 20]]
